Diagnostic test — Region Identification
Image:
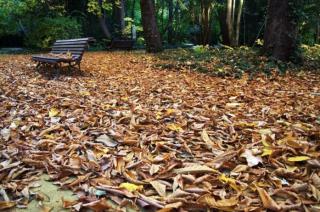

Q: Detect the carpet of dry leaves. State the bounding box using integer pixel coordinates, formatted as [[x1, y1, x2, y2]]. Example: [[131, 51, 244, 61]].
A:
[[0, 51, 320, 211]]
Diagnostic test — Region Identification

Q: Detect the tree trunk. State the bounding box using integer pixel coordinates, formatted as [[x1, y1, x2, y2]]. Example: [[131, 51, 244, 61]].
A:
[[167, 0, 174, 44], [226, 0, 233, 45], [222, 0, 243, 46], [219, 7, 230, 45], [316, 16, 320, 44], [99, 16, 112, 38], [263, 0, 299, 61], [131, 0, 136, 20], [141, 0, 163, 53], [235, 0, 243, 46], [200, 0, 212, 45], [98, 0, 112, 39], [113, 0, 126, 35]]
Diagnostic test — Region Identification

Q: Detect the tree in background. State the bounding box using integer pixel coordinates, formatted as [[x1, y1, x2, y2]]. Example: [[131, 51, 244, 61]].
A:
[[219, 0, 244, 46], [200, 0, 215, 45], [141, 0, 163, 52], [263, 0, 300, 61]]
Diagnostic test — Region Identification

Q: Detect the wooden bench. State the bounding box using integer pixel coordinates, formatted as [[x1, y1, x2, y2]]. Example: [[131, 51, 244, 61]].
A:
[[109, 39, 135, 50], [32, 37, 94, 71]]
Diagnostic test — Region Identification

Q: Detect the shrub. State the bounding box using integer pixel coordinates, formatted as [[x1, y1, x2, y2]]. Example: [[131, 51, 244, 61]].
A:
[[25, 16, 82, 49]]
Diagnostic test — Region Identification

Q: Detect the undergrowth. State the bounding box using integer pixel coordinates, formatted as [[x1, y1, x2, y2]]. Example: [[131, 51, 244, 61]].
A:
[[154, 45, 320, 78]]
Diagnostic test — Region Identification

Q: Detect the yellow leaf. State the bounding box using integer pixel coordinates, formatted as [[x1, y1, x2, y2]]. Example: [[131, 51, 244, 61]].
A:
[[287, 156, 311, 162], [121, 97, 128, 101], [167, 123, 183, 132], [261, 148, 273, 157], [43, 134, 55, 139], [80, 91, 90, 96], [262, 139, 271, 147], [156, 112, 162, 120], [165, 109, 175, 115], [49, 108, 59, 117], [286, 165, 298, 172], [259, 129, 272, 135], [219, 174, 241, 192], [119, 182, 143, 192]]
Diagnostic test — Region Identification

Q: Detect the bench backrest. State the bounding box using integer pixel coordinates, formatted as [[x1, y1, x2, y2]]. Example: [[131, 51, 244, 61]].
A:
[[51, 38, 91, 60]]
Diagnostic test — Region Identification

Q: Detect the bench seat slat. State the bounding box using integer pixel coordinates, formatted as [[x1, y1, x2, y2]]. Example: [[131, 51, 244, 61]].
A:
[[55, 38, 91, 42]]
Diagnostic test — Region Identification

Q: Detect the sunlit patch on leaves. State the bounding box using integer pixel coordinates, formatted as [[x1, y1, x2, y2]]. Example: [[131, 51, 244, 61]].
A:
[[167, 123, 183, 132], [48, 108, 59, 117], [119, 183, 143, 192], [287, 156, 311, 162]]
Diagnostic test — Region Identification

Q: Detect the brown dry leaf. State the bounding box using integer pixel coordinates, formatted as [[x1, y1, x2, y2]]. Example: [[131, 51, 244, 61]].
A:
[[0, 51, 319, 211], [173, 164, 217, 174], [0, 201, 16, 210], [150, 181, 166, 197], [256, 187, 281, 211], [197, 194, 238, 211]]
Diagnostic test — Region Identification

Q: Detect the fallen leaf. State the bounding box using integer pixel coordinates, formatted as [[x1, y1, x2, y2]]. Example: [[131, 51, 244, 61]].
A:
[[149, 164, 161, 175], [150, 181, 166, 197], [0, 201, 16, 210], [119, 182, 143, 192], [226, 103, 243, 108], [198, 194, 238, 210], [96, 134, 118, 147], [173, 164, 217, 174], [241, 149, 263, 167], [49, 108, 59, 117], [256, 187, 281, 211], [287, 156, 311, 162], [167, 123, 183, 132], [0, 128, 10, 141]]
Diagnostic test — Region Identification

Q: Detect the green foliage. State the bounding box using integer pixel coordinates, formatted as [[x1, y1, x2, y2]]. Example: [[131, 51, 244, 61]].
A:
[[25, 17, 82, 49], [154, 45, 319, 77], [87, 0, 112, 16]]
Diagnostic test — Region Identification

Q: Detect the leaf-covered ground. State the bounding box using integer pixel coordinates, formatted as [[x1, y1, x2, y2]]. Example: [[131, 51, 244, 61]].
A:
[[0, 50, 320, 211]]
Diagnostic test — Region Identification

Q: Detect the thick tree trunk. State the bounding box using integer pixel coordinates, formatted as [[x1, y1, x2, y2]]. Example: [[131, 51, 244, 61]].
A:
[[141, 0, 163, 53], [263, 0, 298, 61], [219, 8, 230, 45]]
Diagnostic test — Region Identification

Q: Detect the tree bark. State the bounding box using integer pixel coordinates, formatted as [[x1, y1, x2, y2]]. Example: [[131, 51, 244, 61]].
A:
[[200, 0, 213, 45], [141, 0, 163, 53], [263, 0, 299, 61], [167, 0, 174, 44], [224, 0, 243, 46], [235, 0, 243, 46], [98, 0, 112, 39], [113, 0, 126, 35], [99, 16, 112, 38]]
